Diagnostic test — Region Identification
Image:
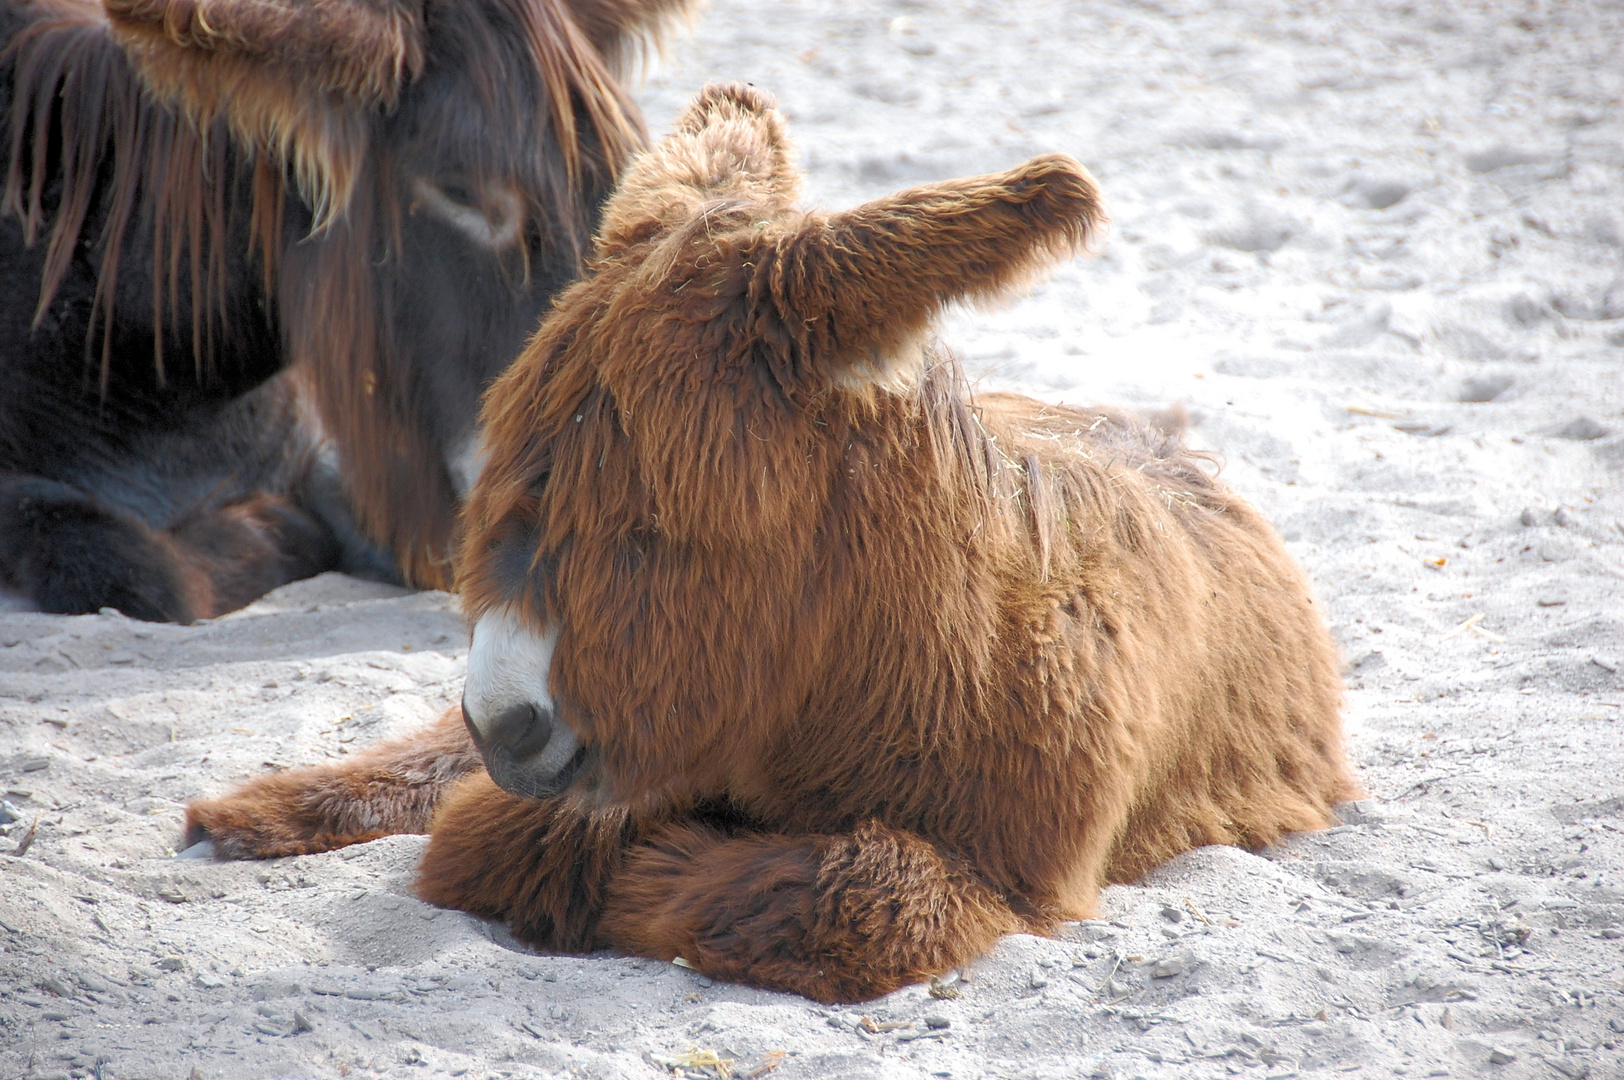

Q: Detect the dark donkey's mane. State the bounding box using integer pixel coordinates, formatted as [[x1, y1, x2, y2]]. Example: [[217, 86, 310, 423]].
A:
[[2, 0, 662, 585]]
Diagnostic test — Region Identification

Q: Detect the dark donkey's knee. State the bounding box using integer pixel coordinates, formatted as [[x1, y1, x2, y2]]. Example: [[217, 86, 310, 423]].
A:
[[0, 475, 342, 622], [0, 475, 196, 622], [170, 493, 341, 616]]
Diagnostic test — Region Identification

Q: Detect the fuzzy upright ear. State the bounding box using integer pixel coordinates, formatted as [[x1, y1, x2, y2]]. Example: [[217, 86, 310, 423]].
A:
[[104, 0, 426, 226], [597, 82, 796, 249], [754, 154, 1106, 392], [668, 82, 796, 198]]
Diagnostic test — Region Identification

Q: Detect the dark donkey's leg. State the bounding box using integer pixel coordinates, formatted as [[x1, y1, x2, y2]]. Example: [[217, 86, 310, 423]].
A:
[[186, 708, 483, 858], [167, 492, 341, 617], [0, 476, 340, 623], [597, 821, 1026, 1003], [0, 476, 201, 622]]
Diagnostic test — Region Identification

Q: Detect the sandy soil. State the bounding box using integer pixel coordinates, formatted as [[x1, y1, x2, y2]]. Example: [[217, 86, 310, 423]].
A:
[[4, 1, 1623, 1077]]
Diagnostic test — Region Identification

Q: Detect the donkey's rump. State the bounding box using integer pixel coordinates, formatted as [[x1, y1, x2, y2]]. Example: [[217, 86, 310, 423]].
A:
[[958, 391, 1354, 890]]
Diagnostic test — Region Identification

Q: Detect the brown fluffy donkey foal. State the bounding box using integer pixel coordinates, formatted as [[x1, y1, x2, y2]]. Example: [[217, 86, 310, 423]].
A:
[[185, 83, 1359, 1003]]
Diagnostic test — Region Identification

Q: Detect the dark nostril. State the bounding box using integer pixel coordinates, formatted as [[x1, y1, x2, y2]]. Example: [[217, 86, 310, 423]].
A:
[[470, 700, 553, 759]]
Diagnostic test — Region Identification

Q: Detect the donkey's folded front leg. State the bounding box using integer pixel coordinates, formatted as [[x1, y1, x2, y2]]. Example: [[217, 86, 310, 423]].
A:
[[184, 706, 481, 859], [415, 773, 651, 951], [597, 819, 1025, 1004]]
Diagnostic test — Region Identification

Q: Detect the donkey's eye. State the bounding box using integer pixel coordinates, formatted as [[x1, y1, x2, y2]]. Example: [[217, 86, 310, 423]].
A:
[[410, 177, 525, 251], [440, 180, 477, 206]]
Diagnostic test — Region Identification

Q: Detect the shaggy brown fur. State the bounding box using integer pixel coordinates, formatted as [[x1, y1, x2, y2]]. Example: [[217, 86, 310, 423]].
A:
[[187, 84, 1358, 1003]]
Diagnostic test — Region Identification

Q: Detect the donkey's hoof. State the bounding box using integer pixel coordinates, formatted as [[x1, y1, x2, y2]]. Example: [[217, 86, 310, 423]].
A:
[[175, 838, 218, 860]]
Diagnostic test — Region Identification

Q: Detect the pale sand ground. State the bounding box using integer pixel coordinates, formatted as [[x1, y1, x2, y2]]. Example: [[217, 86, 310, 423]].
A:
[[3, 1, 1623, 1078]]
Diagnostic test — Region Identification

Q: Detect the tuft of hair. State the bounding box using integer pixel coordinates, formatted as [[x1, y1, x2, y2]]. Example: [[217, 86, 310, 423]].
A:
[[2, 0, 277, 386], [562, 0, 700, 80]]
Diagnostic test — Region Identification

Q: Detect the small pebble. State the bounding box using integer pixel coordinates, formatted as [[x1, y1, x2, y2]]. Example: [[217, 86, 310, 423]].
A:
[[1029, 969, 1049, 989], [1159, 906, 1184, 923], [923, 1014, 951, 1030], [1488, 1047, 1516, 1065], [154, 956, 185, 972], [38, 975, 74, 997], [73, 971, 111, 994], [1519, 508, 1539, 527], [1459, 374, 1514, 403], [694, 975, 714, 988], [250, 981, 301, 1000], [1555, 417, 1610, 442], [293, 1010, 314, 1033], [1151, 957, 1186, 979]]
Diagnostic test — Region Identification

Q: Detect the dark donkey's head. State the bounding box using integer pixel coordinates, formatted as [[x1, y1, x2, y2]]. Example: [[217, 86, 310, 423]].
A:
[[5, 0, 694, 585], [456, 83, 1106, 803]]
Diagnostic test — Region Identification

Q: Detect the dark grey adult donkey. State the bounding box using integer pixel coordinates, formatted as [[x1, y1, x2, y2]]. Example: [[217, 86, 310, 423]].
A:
[[0, 0, 693, 620]]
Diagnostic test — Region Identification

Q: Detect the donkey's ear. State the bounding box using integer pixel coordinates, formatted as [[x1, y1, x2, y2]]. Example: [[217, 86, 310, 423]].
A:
[[758, 154, 1106, 391], [673, 82, 794, 196], [561, 0, 701, 75], [105, 0, 426, 226], [598, 81, 795, 249]]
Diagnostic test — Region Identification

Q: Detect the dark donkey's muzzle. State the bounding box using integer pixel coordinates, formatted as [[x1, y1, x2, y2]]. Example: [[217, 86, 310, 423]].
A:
[[462, 608, 590, 800]]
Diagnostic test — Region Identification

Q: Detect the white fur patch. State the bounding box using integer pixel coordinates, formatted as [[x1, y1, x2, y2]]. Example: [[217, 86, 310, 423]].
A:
[[412, 177, 523, 251], [447, 429, 487, 499], [836, 338, 925, 395], [464, 607, 559, 742]]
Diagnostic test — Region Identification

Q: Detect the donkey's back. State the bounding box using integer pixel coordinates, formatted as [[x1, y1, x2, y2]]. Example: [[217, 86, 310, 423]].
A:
[[975, 390, 1352, 887]]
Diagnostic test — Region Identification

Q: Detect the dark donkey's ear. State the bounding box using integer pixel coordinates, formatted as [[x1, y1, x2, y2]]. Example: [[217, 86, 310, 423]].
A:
[[561, 0, 701, 75], [104, 0, 427, 227], [756, 154, 1107, 394]]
